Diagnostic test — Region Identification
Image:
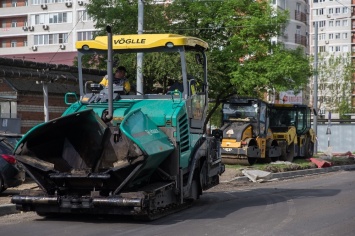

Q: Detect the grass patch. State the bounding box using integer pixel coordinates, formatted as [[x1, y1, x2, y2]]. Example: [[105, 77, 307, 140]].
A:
[[225, 156, 355, 174]]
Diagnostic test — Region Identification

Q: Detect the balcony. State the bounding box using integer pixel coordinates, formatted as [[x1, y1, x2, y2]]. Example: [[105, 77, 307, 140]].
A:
[[295, 34, 307, 47], [0, 27, 28, 37], [295, 11, 307, 25]]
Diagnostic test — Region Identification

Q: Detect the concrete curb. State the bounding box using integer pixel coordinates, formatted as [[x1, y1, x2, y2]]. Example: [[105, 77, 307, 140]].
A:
[[221, 164, 355, 183], [1, 164, 355, 217], [0, 204, 19, 217]]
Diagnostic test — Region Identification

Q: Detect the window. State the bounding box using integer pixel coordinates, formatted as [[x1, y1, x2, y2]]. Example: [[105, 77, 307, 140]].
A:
[[314, 21, 326, 27], [343, 33, 348, 39], [319, 8, 324, 15], [343, 45, 349, 52], [319, 46, 326, 52], [296, 25, 301, 35], [10, 40, 17, 47], [1, 40, 6, 48], [11, 20, 17, 27], [335, 46, 340, 52], [34, 33, 68, 45], [34, 14, 46, 25], [32, 12, 72, 25], [329, 33, 333, 39], [328, 46, 334, 52], [58, 33, 68, 43], [78, 10, 91, 22], [335, 20, 340, 26], [296, 3, 301, 12], [24, 40, 27, 46], [342, 20, 348, 26], [335, 33, 340, 39], [77, 31, 95, 41], [11, 0, 17, 7], [335, 8, 340, 13], [49, 13, 69, 23], [329, 21, 333, 27], [328, 8, 333, 14], [343, 7, 348, 14], [319, 33, 326, 40]]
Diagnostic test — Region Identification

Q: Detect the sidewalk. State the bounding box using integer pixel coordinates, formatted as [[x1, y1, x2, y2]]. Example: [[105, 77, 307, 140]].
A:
[[1, 164, 355, 217], [220, 164, 355, 183]]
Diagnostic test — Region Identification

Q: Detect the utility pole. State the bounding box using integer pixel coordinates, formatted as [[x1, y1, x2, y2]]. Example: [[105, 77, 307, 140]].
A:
[[313, 22, 318, 154], [137, 0, 144, 94], [36, 81, 49, 122]]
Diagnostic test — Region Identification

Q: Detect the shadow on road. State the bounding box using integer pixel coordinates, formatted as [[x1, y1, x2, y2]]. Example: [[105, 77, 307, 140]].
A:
[[32, 187, 340, 225]]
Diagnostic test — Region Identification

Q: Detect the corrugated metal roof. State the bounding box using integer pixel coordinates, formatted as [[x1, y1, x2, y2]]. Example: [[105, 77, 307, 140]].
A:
[[4, 78, 80, 94], [0, 57, 106, 94]]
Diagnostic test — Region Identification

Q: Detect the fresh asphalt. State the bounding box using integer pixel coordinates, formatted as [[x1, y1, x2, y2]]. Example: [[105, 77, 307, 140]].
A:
[[1, 164, 355, 217]]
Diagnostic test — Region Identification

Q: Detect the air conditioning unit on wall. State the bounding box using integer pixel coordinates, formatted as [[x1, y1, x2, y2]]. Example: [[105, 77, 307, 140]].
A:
[[41, 4, 47, 10], [60, 44, 66, 50], [32, 46, 37, 51], [28, 26, 34, 31], [78, 0, 84, 6], [66, 2, 72, 7]]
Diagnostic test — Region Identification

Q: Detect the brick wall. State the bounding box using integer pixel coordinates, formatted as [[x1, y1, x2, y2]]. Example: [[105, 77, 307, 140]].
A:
[[17, 93, 69, 133], [0, 79, 13, 92]]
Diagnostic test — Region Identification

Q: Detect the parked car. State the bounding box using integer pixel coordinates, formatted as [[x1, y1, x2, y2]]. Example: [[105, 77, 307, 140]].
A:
[[0, 132, 25, 193]]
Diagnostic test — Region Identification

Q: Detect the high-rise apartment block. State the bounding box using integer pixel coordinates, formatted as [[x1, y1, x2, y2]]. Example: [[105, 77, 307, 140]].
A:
[[310, 0, 355, 116], [0, 0, 96, 65]]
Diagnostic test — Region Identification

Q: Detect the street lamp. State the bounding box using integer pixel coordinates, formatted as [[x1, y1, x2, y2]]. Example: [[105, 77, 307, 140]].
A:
[[313, 22, 318, 154], [136, 0, 144, 95]]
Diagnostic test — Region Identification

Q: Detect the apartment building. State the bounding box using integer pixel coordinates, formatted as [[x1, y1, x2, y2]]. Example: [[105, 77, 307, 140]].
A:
[[270, 0, 311, 105], [0, 0, 96, 65], [271, 0, 309, 52], [310, 0, 355, 116]]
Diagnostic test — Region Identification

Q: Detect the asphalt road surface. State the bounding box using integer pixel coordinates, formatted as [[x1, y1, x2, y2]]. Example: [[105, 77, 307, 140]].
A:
[[0, 170, 354, 236]]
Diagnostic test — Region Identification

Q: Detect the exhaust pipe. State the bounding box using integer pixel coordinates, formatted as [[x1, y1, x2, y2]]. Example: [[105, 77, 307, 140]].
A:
[[106, 25, 113, 121], [12, 195, 58, 205], [93, 198, 142, 207]]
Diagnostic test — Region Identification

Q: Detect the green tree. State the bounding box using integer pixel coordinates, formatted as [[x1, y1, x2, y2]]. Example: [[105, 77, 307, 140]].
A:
[[312, 52, 353, 118], [165, 0, 311, 124], [85, 0, 312, 125]]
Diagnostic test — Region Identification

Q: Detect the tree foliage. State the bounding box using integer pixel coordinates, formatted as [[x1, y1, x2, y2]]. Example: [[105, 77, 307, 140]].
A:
[[311, 52, 353, 118], [85, 0, 312, 125]]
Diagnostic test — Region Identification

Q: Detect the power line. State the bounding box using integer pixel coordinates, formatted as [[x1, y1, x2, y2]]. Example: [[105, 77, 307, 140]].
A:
[[48, 10, 87, 65]]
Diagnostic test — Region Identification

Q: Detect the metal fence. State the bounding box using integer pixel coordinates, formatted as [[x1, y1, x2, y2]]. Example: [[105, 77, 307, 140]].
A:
[[317, 124, 355, 153], [0, 117, 21, 134]]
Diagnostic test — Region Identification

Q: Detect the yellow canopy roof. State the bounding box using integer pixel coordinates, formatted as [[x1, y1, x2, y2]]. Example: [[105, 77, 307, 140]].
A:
[[76, 34, 208, 51]]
